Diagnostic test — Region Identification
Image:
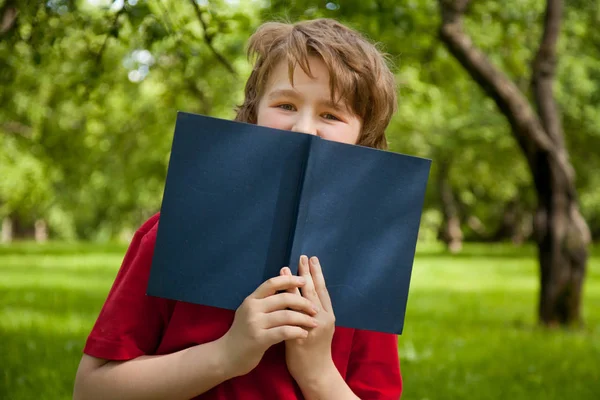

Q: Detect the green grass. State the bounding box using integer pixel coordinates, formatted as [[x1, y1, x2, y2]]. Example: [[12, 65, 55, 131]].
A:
[[1, 241, 599, 399]]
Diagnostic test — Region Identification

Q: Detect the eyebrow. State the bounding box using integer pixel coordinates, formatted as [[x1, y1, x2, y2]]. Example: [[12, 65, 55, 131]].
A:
[[267, 89, 349, 113], [267, 89, 301, 101]]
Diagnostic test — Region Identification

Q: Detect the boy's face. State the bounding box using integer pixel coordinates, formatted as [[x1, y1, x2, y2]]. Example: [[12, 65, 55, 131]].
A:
[[256, 55, 362, 145]]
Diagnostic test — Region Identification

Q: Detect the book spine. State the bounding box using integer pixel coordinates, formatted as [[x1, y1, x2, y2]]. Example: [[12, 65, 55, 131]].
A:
[[285, 136, 315, 271]]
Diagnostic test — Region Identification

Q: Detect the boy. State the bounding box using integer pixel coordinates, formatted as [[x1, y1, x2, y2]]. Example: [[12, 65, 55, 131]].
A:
[[74, 18, 402, 399]]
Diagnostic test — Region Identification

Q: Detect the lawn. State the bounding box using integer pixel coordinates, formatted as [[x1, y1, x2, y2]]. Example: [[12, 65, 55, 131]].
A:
[[1, 241, 599, 399]]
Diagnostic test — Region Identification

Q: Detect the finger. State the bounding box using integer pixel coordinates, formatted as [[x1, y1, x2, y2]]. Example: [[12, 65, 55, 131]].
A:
[[310, 256, 333, 312], [264, 326, 308, 345], [280, 267, 301, 295], [252, 275, 306, 299], [261, 292, 318, 315], [263, 309, 318, 329], [299, 255, 321, 307]]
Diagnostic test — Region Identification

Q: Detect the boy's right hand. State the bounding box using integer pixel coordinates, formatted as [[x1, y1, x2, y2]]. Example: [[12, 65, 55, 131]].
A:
[[219, 275, 319, 378]]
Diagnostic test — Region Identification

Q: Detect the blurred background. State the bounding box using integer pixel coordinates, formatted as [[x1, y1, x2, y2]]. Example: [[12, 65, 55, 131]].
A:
[[0, 0, 598, 399]]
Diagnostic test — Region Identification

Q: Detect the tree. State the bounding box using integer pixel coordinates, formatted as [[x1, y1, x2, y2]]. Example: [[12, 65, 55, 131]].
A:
[[437, 0, 591, 326], [0, 0, 257, 240], [2, 0, 598, 253], [263, 0, 538, 249]]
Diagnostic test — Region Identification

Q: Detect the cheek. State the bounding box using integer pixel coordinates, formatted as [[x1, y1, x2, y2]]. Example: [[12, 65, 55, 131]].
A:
[[256, 107, 289, 130], [345, 120, 362, 144], [322, 124, 361, 145]]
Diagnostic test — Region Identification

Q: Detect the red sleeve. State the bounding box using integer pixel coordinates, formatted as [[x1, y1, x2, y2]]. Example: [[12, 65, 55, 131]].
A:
[[83, 213, 173, 361], [346, 330, 403, 399]]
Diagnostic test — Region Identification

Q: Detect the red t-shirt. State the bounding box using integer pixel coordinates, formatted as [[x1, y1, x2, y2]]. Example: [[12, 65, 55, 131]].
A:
[[84, 213, 402, 399]]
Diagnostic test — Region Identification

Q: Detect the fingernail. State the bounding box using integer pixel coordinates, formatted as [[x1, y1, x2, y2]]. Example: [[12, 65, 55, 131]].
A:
[[301, 255, 308, 266], [310, 256, 318, 266], [312, 319, 319, 327], [297, 277, 306, 284], [313, 304, 319, 313]]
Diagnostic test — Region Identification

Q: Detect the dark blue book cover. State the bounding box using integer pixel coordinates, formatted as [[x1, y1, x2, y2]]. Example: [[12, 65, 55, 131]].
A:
[[147, 111, 431, 334]]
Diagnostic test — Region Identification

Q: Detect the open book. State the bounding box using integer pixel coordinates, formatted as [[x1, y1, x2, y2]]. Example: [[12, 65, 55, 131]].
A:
[[147, 112, 431, 334]]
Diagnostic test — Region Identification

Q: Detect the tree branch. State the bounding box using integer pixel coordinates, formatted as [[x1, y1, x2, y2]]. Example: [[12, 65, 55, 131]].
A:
[[437, 0, 579, 207], [1, 121, 32, 138], [531, 0, 566, 150], [437, 0, 553, 157], [0, 0, 18, 36], [96, 9, 123, 65], [156, 0, 175, 35], [530, 0, 577, 203], [188, 0, 236, 75]]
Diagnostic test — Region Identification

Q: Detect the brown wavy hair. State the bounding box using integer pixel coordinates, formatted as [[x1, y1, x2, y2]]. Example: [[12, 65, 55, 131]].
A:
[[234, 18, 397, 150]]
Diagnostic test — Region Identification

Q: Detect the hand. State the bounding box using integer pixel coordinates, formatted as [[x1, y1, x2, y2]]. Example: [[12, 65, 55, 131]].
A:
[[219, 275, 319, 378], [280, 255, 337, 387]]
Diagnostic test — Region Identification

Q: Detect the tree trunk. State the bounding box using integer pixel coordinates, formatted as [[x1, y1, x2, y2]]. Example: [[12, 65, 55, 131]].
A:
[[0, 0, 18, 36], [491, 198, 532, 244], [35, 219, 48, 243], [438, 0, 590, 326], [436, 158, 463, 253], [491, 199, 520, 242], [1, 217, 13, 243], [1, 213, 38, 241]]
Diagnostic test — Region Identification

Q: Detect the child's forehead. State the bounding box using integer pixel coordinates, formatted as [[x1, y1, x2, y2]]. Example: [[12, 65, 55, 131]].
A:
[[263, 56, 355, 108]]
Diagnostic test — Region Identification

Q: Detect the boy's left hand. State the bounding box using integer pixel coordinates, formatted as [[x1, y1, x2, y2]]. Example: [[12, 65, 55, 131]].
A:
[[280, 255, 337, 387]]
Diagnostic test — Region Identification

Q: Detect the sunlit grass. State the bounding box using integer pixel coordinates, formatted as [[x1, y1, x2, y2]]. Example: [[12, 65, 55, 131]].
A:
[[400, 242, 600, 399], [0, 241, 599, 399]]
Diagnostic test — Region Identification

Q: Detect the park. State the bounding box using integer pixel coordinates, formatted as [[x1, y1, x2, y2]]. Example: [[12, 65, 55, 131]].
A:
[[1, 0, 599, 399]]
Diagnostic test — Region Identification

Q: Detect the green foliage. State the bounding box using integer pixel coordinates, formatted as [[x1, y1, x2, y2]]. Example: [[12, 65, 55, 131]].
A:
[[1, 243, 599, 398], [0, 0, 599, 240], [558, 1, 600, 237], [264, 0, 600, 240], [263, 0, 537, 238], [0, 0, 258, 239]]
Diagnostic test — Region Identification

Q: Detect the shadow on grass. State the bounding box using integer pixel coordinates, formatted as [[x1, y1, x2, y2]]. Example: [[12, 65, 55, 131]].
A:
[[416, 241, 600, 259], [1, 264, 119, 280], [416, 243, 537, 259], [0, 241, 128, 256]]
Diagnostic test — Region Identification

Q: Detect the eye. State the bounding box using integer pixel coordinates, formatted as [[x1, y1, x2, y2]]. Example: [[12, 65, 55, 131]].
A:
[[276, 104, 296, 111], [322, 113, 341, 121]]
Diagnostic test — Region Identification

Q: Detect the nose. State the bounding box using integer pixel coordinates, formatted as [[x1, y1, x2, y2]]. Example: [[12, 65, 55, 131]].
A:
[[291, 113, 318, 136]]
